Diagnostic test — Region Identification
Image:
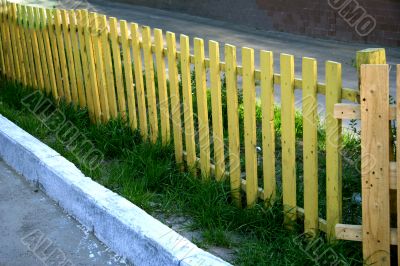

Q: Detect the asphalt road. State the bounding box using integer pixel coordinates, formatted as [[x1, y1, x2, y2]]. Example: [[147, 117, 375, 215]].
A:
[[0, 159, 130, 266]]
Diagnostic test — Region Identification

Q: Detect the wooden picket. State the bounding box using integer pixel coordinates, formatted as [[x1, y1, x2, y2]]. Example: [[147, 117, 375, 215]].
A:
[[142, 26, 159, 143], [194, 38, 210, 178], [209, 41, 225, 181], [225, 44, 241, 207], [260, 50, 275, 204], [2, 2, 398, 262], [302, 57, 318, 237], [131, 23, 148, 138], [280, 54, 296, 225], [84, 10, 101, 122], [242, 47, 257, 207], [119, 20, 136, 129], [35, 7, 50, 95], [180, 34, 196, 170], [155, 29, 171, 145], [53, 9, 68, 99], [98, 14, 116, 119], [68, 10, 85, 107], [166, 32, 183, 165], [326, 61, 343, 239], [90, 12, 109, 122], [61, 10, 78, 105]]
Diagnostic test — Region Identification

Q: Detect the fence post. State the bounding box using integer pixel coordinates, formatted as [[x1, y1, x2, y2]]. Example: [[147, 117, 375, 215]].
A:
[[360, 64, 390, 265], [356, 48, 397, 232]]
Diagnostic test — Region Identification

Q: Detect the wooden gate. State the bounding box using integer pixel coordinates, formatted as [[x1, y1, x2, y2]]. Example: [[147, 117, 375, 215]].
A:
[[335, 64, 400, 265]]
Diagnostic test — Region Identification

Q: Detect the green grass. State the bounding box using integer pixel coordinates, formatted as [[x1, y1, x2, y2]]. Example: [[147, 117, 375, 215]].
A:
[[0, 79, 363, 265]]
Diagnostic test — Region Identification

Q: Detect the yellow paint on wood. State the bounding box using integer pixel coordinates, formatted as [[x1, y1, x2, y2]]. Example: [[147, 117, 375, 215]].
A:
[[260, 50, 276, 204], [180, 34, 196, 170], [119, 19, 137, 129], [76, 10, 94, 120], [0, 2, 5, 76], [40, 8, 57, 99], [0, 3, 9, 78], [11, 3, 26, 85], [225, 44, 241, 207], [280, 53, 296, 225], [83, 10, 101, 122], [302, 57, 319, 237], [54, 9, 70, 101], [154, 28, 170, 145], [360, 64, 390, 266], [209, 40, 225, 181], [194, 38, 210, 179], [68, 10, 85, 107], [61, 10, 78, 105], [142, 26, 159, 143], [17, 4, 32, 87], [35, 7, 51, 95], [5, 3, 17, 81], [109, 18, 128, 121], [166, 32, 183, 165], [242, 47, 257, 207], [131, 23, 148, 138], [90, 12, 109, 122], [99, 15, 117, 119], [47, 8, 63, 100], [0, 18, 4, 76], [325, 61, 342, 240]]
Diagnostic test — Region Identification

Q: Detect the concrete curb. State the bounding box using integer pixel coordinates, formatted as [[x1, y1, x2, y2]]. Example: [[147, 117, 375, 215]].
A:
[[0, 115, 231, 266]]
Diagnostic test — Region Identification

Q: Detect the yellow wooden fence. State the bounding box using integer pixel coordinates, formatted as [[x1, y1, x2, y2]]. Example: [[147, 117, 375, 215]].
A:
[[2, 0, 390, 261]]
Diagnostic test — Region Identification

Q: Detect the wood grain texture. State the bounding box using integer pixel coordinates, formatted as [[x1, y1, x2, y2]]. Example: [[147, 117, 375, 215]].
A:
[[361, 64, 390, 265]]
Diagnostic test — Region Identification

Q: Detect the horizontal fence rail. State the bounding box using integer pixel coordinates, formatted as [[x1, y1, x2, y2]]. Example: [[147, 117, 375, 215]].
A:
[[4, 2, 397, 262]]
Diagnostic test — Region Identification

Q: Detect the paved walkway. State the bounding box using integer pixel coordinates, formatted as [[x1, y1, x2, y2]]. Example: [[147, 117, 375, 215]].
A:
[[0, 159, 130, 266]]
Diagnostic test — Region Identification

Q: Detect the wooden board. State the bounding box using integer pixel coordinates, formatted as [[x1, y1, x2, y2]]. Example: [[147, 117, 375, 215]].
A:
[[325, 61, 343, 240], [47, 8, 64, 100], [131, 23, 148, 138], [194, 38, 210, 178], [61, 10, 78, 105], [360, 64, 390, 265], [90, 12, 109, 122], [302, 57, 319, 237], [225, 44, 241, 207], [76, 10, 94, 119], [166, 32, 183, 165], [180, 34, 196, 170], [142, 26, 158, 143], [35, 8, 52, 95], [280, 53, 296, 225], [154, 29, 171, 145], [25, 6, 37, 88], [53, 9, 70, 100], [209, 40, 225, 181], [119, 20, 137, 129], [68, 10, 85, 107], [83, 10, 101, 122], [12, 3, 25, 85], [260, 50, 275, 204], [242, 47, 257, 207], [99, 15, 117, 119]]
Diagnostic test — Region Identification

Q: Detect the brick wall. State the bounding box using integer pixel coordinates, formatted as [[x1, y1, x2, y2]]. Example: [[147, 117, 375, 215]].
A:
[[115, 0, 400, 46]]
